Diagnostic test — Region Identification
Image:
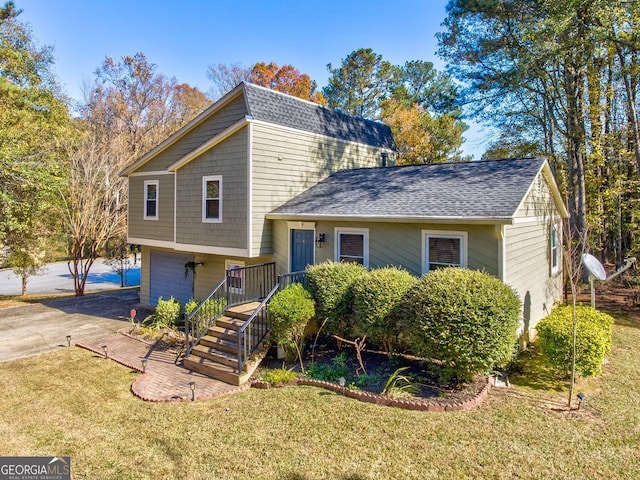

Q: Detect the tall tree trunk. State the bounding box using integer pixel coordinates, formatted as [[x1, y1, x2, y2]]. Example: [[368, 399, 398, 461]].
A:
[[616, 45, 640, 178], [564, 58, 588, 241]]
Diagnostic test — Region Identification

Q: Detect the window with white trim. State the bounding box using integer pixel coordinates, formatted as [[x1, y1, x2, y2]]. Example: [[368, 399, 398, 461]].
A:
[[202, 176, 222, 223], [551, 224, 560, 275], [143, 180, 158, 220], [423, 231, 467, 273], [335, 228, 369, 266]]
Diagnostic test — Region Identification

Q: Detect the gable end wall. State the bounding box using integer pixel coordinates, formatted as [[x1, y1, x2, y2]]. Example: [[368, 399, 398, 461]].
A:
[[251, 122, 393, 256]]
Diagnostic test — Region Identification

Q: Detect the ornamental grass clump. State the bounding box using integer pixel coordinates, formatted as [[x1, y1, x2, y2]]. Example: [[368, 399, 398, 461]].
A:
[[267, 283, 315, 370], [404, 267, 521, 383], [536, 304, 613, 378], [353, 266, 418, 355], [306, 261, 367, 338]]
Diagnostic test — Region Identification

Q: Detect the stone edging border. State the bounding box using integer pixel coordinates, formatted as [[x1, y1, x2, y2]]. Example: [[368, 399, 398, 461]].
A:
[[130, 376, 251, 403], [252, 376, 493, 412]]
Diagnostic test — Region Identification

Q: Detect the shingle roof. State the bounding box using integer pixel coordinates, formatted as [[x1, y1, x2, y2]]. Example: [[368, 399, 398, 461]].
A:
[[269, 157, 548, 221], [242, 82, 395, 150]]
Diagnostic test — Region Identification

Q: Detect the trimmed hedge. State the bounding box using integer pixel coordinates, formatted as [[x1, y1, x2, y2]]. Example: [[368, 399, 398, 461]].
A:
[[536, 305, 613, 378], [353, 266, 418, 354], [306, 261, 368, 337], [404, 267, 521, 382], [267, 283, 315, 364]]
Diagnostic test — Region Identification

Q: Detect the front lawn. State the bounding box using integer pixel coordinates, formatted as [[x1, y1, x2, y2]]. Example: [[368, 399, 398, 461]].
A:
[[0, 310, 639, 479]]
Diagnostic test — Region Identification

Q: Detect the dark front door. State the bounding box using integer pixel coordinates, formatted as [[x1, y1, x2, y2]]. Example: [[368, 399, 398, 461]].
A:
[[291, 229, 314, 272]]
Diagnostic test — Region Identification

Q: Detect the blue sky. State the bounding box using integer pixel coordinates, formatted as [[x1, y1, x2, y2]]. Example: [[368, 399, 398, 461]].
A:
[[16, 0, 491, 158]]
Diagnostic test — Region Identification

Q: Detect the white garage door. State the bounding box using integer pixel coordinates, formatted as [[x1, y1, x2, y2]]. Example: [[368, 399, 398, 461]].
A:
[[149, 250, 194, 306]]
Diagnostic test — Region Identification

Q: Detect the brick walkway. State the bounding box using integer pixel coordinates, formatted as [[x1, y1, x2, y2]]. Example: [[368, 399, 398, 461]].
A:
[[77, 333, 249, 402]]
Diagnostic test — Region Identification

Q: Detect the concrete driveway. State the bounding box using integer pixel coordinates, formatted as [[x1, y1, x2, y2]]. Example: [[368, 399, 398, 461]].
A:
[[0, 289, 146, 362]]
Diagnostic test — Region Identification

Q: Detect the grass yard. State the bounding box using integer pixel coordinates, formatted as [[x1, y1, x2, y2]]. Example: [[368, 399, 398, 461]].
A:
[[0, 309, 639, 479]]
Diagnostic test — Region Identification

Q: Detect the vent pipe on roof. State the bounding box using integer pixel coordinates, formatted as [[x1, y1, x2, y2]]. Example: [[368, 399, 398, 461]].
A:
[[381, 152, 388, 167]]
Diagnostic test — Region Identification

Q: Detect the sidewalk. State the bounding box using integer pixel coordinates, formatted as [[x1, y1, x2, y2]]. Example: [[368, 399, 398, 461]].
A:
[[77, 333, 249, 402]]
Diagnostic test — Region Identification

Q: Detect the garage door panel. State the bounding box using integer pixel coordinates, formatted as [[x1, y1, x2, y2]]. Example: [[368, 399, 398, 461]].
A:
[[149, 250, 194, 306]]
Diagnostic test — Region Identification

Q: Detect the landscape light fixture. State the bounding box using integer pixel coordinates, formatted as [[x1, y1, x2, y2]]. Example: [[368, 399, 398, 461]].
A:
[[101, 345, 108, 358], [66, 335, 71, 347], [189, 381, 196, 401], [315, 233, 326, 249], [141, 359, 148, 373], [338, 377, 346, 395], [577, 392, 587, 410]]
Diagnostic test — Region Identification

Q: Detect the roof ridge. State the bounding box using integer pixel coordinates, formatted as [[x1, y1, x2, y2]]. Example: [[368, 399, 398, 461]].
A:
[[241, 80, 391, 129], [326, 156, 545, 175]]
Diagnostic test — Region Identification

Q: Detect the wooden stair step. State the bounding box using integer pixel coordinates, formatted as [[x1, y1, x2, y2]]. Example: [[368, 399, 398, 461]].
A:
[[190, 344, 239, 368], [207, 325, 262, 343], [183, 356, 250, 386], [215, 315, 245, 330], [199, 335, 238, 354], [224, 302, 262, 321], [208, 325, 241, 342]]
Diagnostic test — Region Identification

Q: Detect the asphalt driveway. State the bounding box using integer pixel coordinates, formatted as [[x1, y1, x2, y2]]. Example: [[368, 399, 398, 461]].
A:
[[0, 289, 145, 362]]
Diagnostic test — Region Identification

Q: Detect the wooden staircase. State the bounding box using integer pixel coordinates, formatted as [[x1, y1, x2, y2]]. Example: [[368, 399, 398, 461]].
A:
[[183, 302, 266, 386]]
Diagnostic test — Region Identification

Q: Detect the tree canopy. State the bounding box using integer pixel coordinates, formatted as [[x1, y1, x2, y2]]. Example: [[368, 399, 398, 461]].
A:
[[207, 61, 325, 103], [439, 0, 640, 261], [322, 49, 467, 164], [0, 1, 71, 292]]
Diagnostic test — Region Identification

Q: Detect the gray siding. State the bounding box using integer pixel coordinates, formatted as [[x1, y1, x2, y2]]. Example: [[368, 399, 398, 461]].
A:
[[505, 221, 563, 336], [506, 173, 564, 338], [128, 174, 175, 242], [252, 122, 393, 256], [272, 220, 499, 277], [136, 94, 247, 173], [515, 172, 557, 221], [175, 129, 248, 249]]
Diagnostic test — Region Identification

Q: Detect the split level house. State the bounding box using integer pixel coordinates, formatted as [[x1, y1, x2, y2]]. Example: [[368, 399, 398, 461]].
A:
[[120, 81, 569, 384]]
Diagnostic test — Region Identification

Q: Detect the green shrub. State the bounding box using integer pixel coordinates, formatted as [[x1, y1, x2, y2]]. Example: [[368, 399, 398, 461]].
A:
[[306, 352, 350, 382], [267, 283, 315, 368], [184, 298, 199, 316], [306, 261, 368, 338], [404, 267, 521, 383], [536, 305, 613, 378], [353, 266, 418, 354], [154, 296, 181, 329], [259, 367, 298, 385]]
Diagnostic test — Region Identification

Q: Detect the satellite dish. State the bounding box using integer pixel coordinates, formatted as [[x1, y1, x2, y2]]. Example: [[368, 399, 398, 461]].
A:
[[582, 253, 607, 281]]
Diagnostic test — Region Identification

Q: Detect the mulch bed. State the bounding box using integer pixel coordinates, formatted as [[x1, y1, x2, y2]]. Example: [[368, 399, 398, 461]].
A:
[[258, 336, 491, 410]]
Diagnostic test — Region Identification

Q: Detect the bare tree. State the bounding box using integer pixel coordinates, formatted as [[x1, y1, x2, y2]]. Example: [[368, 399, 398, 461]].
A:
[[563, 222, 588, 409], [62, 53, 209, 295], [61, 131, 126, 296], [206, 62, 251, 100]]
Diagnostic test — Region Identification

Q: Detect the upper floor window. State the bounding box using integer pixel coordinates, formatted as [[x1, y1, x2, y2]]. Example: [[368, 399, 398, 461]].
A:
[[423, 230, 468, 274], [335, 228, 369, 266], [202, 175, 222, 223], [551, 224, 560, 275], [144, 180, 158, 220]]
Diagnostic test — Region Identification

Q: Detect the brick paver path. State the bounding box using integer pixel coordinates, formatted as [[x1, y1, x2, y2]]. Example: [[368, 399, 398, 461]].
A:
[[77, 333, 249, 402]]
